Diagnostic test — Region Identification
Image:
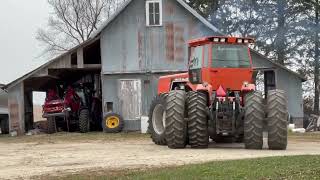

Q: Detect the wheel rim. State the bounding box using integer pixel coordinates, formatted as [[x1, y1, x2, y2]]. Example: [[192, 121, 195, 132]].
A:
[[106, 116, 120, 129], [152, 104, 166, 134]]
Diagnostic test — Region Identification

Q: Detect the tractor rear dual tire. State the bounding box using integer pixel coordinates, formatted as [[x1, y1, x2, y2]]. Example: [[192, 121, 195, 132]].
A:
[[47, 117, 56, 134], [165, 90, 187, 149], [244, 91, 264, 149], [79, 109, 90, 133], [186, 91, 209, 148], [267, 90, 288, 150], [148, 93, 168, 145]]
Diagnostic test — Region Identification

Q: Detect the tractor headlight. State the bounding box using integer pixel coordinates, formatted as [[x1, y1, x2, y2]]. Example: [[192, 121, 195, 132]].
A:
[[243, 81, 249, 87]]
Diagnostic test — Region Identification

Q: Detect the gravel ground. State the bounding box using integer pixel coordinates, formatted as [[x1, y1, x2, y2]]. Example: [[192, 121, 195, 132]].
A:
[[0, 135, 319, 180]]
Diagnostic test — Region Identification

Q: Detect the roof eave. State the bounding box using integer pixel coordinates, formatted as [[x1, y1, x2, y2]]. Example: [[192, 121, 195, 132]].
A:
[[250, 49, 307, 82]]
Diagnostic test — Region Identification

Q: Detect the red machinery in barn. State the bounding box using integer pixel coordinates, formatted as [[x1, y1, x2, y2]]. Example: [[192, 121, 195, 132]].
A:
[[43, 84, 100, 133]]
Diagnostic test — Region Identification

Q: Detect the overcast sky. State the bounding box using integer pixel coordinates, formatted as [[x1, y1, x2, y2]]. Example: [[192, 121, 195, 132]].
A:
[[0, 0, 50, 84]]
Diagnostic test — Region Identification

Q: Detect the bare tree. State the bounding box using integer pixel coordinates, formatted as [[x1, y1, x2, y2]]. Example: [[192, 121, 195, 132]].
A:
[[37, 0, 126, 56]]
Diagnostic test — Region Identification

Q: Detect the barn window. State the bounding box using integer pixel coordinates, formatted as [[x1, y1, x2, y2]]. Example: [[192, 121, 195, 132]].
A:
[[146, 0, 162, 26]]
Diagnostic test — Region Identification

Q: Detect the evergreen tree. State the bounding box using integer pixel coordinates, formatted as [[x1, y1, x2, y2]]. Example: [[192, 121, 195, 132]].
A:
[[185, 0, 221, 18]]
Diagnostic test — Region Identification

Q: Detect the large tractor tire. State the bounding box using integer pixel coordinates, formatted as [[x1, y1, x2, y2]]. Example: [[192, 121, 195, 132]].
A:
[[186, 91, 209, 148], [165, 90, 187, 149], [102, 113, 124, 133], [244, 91, 264, 149], [47, 117, 56, 134], [148, 93, 167, 145], [79, 109, 90, 133], [267, 90, 288, 150]]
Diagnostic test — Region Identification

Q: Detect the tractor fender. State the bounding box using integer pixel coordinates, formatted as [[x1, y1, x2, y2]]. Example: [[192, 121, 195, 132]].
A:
[[194, 83, 213, 92], [193, 83, 213, 104], [241, 83, 255, 92]]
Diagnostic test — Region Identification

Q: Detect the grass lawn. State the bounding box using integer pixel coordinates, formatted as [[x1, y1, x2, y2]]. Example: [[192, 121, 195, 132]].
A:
[[45, 155, 320, 180]]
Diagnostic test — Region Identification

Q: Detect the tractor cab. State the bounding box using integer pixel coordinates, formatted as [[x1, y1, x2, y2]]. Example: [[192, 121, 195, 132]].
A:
[[188, 36, 255, 91]]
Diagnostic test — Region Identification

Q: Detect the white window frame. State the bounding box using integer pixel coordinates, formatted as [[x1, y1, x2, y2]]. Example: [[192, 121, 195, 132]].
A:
[[146, 0, 163, 27]]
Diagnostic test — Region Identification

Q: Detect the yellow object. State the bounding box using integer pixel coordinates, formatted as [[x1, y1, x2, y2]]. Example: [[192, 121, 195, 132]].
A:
[[106, 116, 120, 128]]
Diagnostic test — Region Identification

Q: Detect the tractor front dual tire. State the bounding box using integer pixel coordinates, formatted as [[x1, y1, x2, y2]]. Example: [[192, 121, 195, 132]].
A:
[[244, 91, 264, 149], [102, 113, 124, 133], [148, 93, 168, 145], [47, 117, 56, 134], [186, 91, 209, 148], [79, 109, 90, 133], [165, 90, 187, 149], [267, 90, 288, 150]]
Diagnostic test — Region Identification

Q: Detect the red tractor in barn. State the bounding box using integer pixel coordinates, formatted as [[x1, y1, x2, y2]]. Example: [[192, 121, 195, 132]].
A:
[[148, 36, 288, 150], [43, 84, 102, 134]]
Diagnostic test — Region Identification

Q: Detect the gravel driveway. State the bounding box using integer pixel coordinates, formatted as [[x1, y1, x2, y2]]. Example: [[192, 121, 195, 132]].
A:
[[0, 135, 319, 180]]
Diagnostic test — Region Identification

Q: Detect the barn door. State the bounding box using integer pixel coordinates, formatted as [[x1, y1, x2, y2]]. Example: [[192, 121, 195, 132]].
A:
[[118, 79, 141, 120], [264, 70, 276, 95]]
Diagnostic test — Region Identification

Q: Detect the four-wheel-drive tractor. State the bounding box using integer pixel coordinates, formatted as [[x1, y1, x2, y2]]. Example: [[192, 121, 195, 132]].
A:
[[149, 36, 288, 150], [43, 84, 102, 134]]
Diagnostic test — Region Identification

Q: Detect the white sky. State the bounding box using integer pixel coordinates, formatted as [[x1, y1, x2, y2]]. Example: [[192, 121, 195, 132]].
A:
[[0, 0, 50, 84]]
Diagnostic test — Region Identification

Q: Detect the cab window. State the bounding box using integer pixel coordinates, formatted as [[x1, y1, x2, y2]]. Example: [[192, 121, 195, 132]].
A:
[[189, 46, 203, 70], [212, 44, 250, 68]]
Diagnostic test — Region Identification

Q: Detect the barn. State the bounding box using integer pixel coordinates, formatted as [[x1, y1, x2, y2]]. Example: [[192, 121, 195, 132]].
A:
[[2, 0, 305, 134]]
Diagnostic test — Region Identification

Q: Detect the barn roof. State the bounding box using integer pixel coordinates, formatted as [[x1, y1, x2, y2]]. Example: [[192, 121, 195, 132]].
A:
[[3, 0, 306, 89]]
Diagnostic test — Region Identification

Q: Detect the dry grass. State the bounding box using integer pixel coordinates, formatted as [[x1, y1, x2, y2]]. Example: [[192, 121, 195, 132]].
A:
[[288, 132, 320, 141]]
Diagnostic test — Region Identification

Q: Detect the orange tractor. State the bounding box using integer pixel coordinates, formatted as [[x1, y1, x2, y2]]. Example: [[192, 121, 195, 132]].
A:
[[148, 36, 288, 150]]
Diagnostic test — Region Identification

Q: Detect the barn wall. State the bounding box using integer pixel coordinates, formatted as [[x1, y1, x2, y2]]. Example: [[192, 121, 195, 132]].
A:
[[276, 69, 304, 126], [0, 89, 8, 114], [102, 73, 163, 131], [7, 82, 25, 134], [100, 0, 216, 74]]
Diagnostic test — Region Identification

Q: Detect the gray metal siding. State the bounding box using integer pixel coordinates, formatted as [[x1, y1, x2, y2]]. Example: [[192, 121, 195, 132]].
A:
[[0, 90, 8, 114], [101, 0, 145, 74], [100, 0, 217, 74], [276, 69, 303, 118], [102, 73, 162, 130], [7, 83, 25, 134]]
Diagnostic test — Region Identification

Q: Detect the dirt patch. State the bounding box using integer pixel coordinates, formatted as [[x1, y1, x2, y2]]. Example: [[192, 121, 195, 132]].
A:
[[0, 134, 319, 180]]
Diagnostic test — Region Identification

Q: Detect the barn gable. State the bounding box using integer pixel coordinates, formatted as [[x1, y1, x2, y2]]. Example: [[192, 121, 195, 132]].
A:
[[100, 0, 221, 74]]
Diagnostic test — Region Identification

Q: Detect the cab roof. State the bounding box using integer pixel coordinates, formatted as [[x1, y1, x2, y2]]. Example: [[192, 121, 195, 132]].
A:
[[188, 36, 255, 47]]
